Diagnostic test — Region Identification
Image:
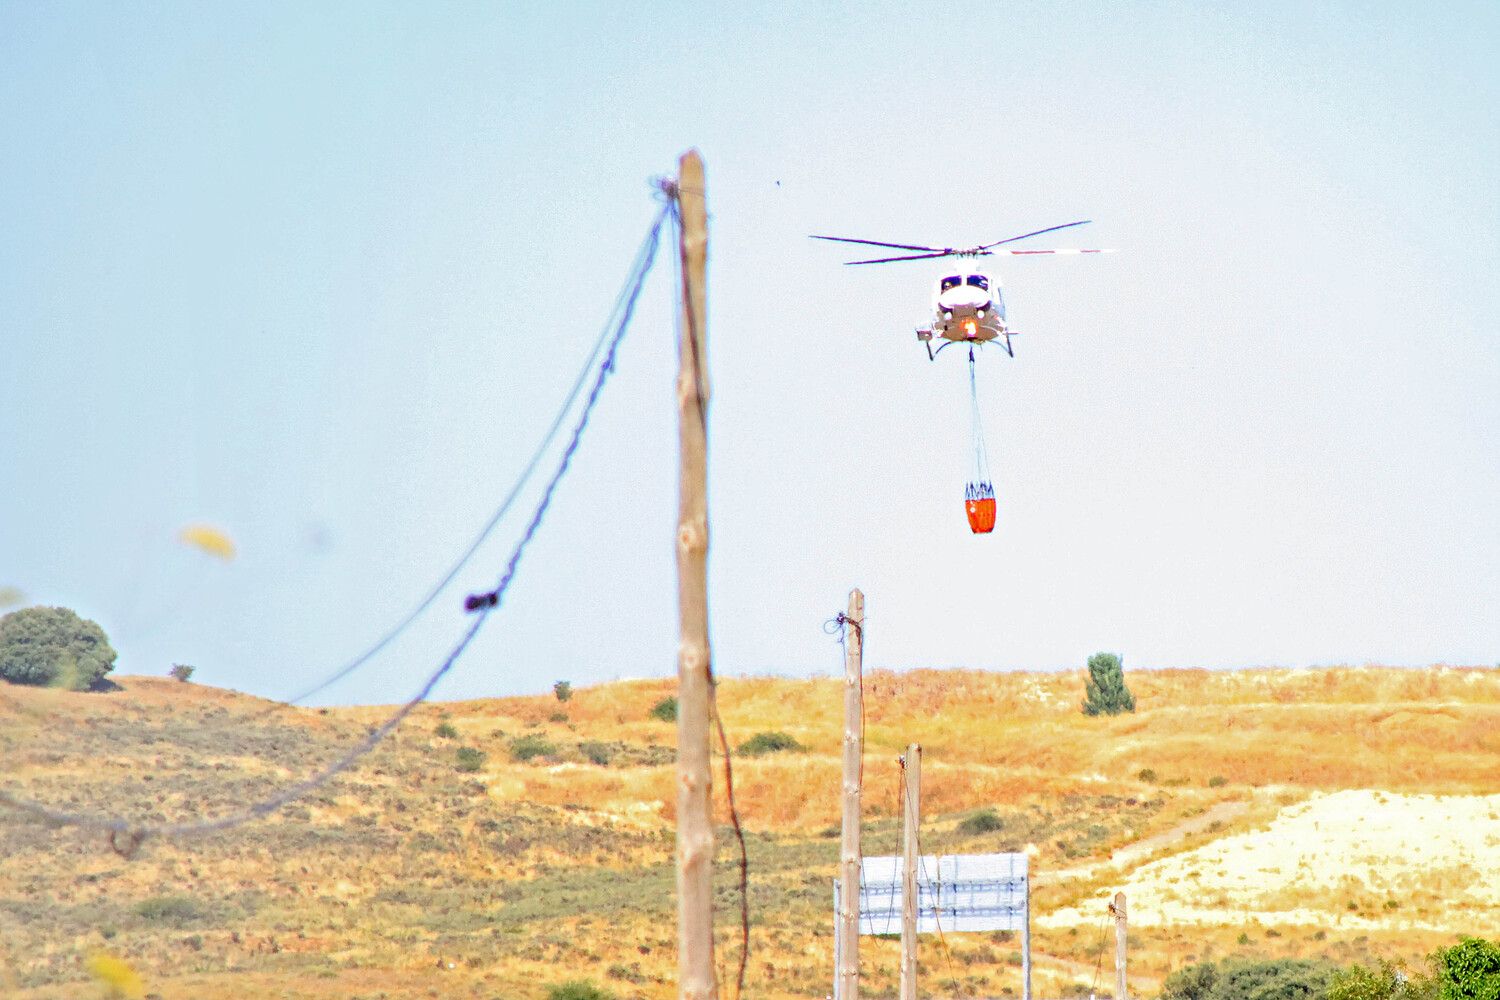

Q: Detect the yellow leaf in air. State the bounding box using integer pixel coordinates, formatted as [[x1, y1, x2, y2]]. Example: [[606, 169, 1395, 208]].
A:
[[85, 951, 144, 999], [178, 524, 236, 561]]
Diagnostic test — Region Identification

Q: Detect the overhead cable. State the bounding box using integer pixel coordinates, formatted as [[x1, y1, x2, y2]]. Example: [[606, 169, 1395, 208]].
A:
[[0, 202, 669, 852], [278, 202, 673, 707]]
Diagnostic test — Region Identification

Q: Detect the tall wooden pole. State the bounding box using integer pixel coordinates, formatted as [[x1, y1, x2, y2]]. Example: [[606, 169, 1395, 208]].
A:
[[1112, 892, 1128, 1000], [837, 588, 865, 1000], [900, 744, 921, 1000], [674, 149, 715, 1000]]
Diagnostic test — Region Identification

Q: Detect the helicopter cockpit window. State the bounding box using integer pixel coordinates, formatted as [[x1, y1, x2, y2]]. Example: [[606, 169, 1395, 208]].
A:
[[966, 275, 990, 291], [940, 276, 963, 292]]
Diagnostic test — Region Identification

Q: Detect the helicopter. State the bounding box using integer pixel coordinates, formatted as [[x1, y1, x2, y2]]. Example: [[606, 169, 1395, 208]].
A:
[[811, 220, 1112, 360]]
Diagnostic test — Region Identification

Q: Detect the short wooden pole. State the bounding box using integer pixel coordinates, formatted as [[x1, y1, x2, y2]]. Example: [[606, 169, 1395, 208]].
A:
[[674, 148, 715, 1000], [1113, 892, 1128, 1000], [837, 588, 865, 1000], [900, 744, 921, 1000]]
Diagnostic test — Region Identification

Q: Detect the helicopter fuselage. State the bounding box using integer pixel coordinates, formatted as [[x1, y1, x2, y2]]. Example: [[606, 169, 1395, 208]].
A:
[[810, 220, 1106, 362], [927, 271, 1006, 343]]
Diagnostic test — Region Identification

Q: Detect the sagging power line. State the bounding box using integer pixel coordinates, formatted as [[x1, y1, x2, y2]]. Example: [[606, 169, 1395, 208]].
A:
[[279, 200, 675, 708], [0, 201, 670, 854]]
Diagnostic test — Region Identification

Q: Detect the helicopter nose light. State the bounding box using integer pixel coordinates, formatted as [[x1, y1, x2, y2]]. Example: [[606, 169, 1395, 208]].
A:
[[962, 317, 978, 338]]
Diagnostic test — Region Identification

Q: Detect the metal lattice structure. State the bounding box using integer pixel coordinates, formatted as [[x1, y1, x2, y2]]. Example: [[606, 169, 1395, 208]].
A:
[[834, 853, 1031, 1000]]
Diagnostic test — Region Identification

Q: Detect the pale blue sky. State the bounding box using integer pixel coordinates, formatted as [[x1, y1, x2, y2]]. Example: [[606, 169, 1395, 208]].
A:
[[2, 2, 1497, 705]]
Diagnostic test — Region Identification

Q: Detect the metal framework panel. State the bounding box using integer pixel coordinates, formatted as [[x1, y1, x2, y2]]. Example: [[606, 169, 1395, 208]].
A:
[[835, 853, 1028, 934]]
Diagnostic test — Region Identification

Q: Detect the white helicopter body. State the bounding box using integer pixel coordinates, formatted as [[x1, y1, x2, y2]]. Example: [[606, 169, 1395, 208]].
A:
[[922, 270, 1007, 348], [810, 220, 1110, 360]]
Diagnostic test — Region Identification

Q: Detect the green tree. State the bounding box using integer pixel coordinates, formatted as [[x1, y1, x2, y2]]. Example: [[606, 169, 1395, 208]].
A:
[[553, 680, 572, 702], [1436, 938, 1500, 1000], [0, 606, 117, 690], [168, 663, 195, 683], [649, 695, 678, 722], [1082, 651, 1135, 716]]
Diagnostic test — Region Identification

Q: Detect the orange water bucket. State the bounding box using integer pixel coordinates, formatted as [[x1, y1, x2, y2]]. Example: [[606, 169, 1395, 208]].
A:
[[965, 481, 997, 533], [966, 497, 997, 533]]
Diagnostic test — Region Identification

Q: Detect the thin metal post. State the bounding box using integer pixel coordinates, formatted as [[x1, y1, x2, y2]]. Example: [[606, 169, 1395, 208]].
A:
[[674, 148, 715, 1000], [837, 588, 865, 1000], [1022, 876, 1032, 1000], [900, 744, 921, 1000]]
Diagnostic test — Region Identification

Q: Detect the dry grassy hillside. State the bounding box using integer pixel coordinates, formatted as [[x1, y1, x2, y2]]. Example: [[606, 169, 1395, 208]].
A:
[[2, 665, 1497, 1000]]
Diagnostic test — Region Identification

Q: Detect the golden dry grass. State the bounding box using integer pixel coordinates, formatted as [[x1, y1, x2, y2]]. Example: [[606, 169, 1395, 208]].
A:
[[2, 665, 1497, 999]]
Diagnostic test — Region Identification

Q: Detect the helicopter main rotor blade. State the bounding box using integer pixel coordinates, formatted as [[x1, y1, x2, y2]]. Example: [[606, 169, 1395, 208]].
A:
[[844, 251, 962, 265], [980, 220, 1092, 250], [1004, 248, 1116, 255], [810, 235, 946, 253]]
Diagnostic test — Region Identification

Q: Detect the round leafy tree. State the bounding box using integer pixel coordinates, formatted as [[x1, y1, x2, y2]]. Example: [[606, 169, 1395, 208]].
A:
[[1437, 937, 1500, 1000], [0, 606, 117, 690]]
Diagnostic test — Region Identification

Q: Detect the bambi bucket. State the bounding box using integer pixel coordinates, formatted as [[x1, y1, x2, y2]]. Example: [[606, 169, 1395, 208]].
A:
[[965, 497, 997, 533], [965, 481, 997, 534]]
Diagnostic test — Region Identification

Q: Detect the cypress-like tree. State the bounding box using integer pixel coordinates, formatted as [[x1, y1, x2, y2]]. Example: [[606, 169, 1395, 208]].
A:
[[1082, 651, 1135, 716]]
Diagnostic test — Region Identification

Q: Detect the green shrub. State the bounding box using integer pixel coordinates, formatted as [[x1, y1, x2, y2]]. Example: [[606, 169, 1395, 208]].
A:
[[1209, 775, 1228, 788], [510, 734, 557, 763], [1162, 959, 1222, 1000], [1330, 960, 1439, 1000], [455, 746, 487, 772], [1162, 958, 1339, 1000], [1082, 651, 1135, 716], [736, 731, 806, 756], [605, 963, 648, 984], [649, 696, 678, 722], [548, 981, 616, 1000], [958, 809, 1005, 836], [553, 680, 572, 702], [133, 895, 204, 925], [548, 710, 569, 723], [1435, 938, 1500, 1000], [0, 606, 117, 690], [1138, 768, 1158, 782], [168, 663, 195, 683], [435, 721, 459, 740], [581, 742, 615, 767]]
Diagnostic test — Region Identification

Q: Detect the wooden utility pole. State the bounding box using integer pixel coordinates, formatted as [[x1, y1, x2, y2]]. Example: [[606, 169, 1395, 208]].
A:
[[674, 149, 715, 1000], [837, 588, 865, 1000], [900, 743, 921, 1000], [1112, 892, 1128, 1000]]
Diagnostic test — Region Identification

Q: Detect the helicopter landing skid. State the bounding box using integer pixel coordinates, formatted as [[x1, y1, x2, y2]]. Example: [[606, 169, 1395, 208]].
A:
[[917, 327, 934, 361], [920, 332, 1018, 361]]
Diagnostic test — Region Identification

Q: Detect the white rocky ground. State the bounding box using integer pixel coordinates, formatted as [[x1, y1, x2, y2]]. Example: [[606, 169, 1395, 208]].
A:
[[1040, 790, 1500, 933]]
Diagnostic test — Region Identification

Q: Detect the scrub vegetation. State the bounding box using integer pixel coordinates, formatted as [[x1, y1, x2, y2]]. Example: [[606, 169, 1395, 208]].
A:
[[1, 665, 1497, 999]]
